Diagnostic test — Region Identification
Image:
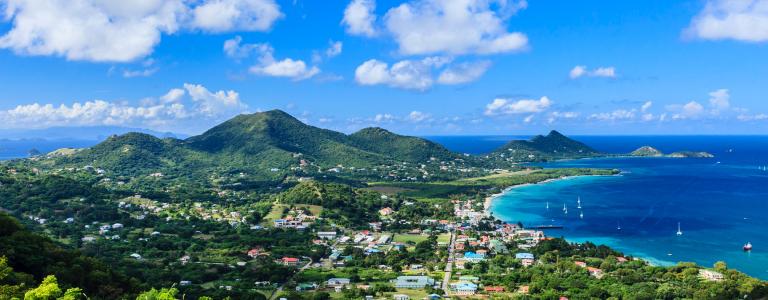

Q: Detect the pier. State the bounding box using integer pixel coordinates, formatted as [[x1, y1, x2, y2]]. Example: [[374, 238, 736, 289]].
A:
[[532, 225, 564, 230]]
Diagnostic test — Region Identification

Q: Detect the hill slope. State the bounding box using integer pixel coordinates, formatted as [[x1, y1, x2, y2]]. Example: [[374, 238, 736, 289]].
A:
[[349, 127, 461, 163], [490, 130, 600, 162], [43, 110, 480, 181], [36, 112, 599, 182]]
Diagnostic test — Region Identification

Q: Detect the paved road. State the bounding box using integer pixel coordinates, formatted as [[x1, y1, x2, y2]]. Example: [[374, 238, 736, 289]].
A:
[[269, 258, 313, 300], [442, 231, 455, 296]]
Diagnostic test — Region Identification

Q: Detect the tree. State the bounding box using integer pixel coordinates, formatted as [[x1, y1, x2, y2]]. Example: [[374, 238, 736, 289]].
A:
[[714, 261, 728, 272], [23, 275, 82, 300], [24, 276, 62, 300], [135, 288, 179, 300]]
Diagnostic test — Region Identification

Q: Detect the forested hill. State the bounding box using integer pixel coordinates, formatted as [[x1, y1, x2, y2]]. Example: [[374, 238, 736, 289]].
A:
[[28, 111, 597, 183], [490, 130, 600, 162], [348, 127, 459, 162], [39, 110, 468, 180], [0, 213, 138, 299]]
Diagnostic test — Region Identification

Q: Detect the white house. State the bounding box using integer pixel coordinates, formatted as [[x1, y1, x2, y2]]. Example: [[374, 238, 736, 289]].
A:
[[317, 231, 337, 240], [699, 269, 724, 281]]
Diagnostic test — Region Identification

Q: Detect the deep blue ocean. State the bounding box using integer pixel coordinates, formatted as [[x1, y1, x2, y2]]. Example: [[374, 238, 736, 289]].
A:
[[0, 139, 97, 160], [428, 135, 768, 279]]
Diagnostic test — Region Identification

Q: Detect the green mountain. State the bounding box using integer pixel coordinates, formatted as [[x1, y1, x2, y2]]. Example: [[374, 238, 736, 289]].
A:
[[44, 110, 469, 181], [491, 130, 600, 162], [348, 127, 459, 163], [39, 112, 602, 183]]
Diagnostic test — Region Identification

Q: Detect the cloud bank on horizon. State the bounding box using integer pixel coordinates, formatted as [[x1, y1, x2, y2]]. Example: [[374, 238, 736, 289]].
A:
[[0, 0, 767, 135]]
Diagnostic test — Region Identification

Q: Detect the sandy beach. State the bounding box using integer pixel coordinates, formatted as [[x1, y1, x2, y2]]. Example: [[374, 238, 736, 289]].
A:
[[483, 174, 618, 215]]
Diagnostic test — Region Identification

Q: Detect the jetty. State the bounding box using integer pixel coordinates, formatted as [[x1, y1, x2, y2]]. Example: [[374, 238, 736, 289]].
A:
[[532, 225, 564, 230]]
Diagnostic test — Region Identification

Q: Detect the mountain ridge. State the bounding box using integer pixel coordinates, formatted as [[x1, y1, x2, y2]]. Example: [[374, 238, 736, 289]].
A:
[[490, 130, 601, 162], [35, 111, 594, 182]]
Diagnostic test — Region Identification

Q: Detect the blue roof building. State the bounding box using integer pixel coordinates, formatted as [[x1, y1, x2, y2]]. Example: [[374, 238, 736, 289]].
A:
[[450, 282, 478, 295], [515, 252, 535, 260], [463, 251, 486, 262]]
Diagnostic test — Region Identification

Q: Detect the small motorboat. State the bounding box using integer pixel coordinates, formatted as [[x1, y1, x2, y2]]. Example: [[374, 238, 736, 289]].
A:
[[744, 242, 753, 251]]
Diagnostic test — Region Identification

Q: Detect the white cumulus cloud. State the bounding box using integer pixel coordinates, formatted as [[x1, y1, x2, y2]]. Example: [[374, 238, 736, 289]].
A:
[[354, 57, 452, 90], [737, 113, 768, 121], [191, 0, 282, 33], [0, 83, 247, 131], [382, 0, 529, 55], [250, 58, 320, 80], [484, 96, 552, 116], [547, 111, 579, 124], [373, 113, 395, 123], [0, 0, 282, 62], [685, 0, 768, 42], [407, 111, 431, 122], [708, 88, 731, 113], [668, 101, 706, 119], [325, 41, 343, 58], [641, 101, 653, 113], [569, 65, 617, 79], [355, 57, 489, 90], [666, 89, 737, 119], [342, 0, 377, 37], [223, 37, 319, 80], [588, 109, 636, 121], [437, 60, 492, 84]]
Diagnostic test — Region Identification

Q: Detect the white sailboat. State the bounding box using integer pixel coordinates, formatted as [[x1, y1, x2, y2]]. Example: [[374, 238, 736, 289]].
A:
[[579, 211, 584, 219], [577, 196, 582, 209], [676, 222, 683, 236], [563, 203, 568, 214], [546, 201, 549, 210]]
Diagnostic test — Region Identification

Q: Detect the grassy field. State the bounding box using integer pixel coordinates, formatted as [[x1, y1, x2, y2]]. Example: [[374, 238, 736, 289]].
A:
[[456, 169, 535, 182], [437, 233, 451, 244], [262, 203, 323, 226], [384, 289, 429, 299], [368, 168, 618, 200], [392, 234, 429, 244]]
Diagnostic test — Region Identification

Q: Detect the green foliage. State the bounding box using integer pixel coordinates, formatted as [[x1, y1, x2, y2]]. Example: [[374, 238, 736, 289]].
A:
[[135, 288, 178, 300], [474, 238, 768, 299], [0, 213, 136, 299], [348, 127, 459, 163], [491, 130, 600, 162], [22, 275, 82, 300], [278, 181, 395, 226], [31, 111, 599, 186], [23, 276, 62, 300]]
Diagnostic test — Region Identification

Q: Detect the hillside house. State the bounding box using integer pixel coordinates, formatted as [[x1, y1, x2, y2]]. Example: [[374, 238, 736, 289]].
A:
[[699, 269, 724, 281], [392, 276, 435, 289]]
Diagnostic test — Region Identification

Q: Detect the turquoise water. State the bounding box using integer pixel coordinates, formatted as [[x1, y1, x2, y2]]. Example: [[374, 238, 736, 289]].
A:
[[426, 135, 768, 279], [490, 154, 768, 279]]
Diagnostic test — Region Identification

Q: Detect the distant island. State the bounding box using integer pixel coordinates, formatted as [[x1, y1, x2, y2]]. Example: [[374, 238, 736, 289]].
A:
[[629, 145, 715, 158]]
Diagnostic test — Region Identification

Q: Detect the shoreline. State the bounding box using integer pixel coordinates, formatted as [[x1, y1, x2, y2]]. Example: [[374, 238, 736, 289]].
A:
[[483, 174, 609, 214], [480, 172, 688, 272]]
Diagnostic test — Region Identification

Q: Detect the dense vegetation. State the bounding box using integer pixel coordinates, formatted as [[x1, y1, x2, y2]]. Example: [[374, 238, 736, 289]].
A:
[[490, 130, 600, 162], [32, 110, 483, 184], [0, 213, 137, 299], [464, 238, 768, 299]]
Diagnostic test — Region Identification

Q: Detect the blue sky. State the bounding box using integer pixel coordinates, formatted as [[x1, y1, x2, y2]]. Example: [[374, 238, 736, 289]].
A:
[[0, 0, 767, 135]]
